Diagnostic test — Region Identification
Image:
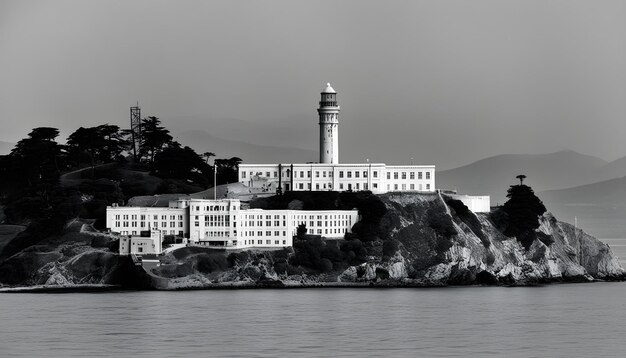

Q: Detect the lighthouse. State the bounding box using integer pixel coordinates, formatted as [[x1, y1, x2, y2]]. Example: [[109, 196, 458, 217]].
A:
[[318, 83, 340, 164]]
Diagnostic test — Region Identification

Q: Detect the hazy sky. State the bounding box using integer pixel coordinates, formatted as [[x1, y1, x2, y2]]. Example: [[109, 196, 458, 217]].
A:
[[1, 0, 625, 169]]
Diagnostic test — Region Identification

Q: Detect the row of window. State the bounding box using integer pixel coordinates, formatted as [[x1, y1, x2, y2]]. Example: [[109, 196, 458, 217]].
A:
[[243, 231, 288, 237], [387, 171, 431, 180], [241, 169, 433, 181], [192, 205, 237, 212], [120, 230, 182, 236], [242, 240, 288, 246], [115, 214, 184, 221], [388, 183, 431, 191], [116, 221, 184, 228]]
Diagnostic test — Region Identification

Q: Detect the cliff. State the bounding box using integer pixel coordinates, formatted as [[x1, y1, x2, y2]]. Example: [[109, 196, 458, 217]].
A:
[[0, 193, 622, 289], [0, 219, 149, 289], [142, 193, 625, 289]]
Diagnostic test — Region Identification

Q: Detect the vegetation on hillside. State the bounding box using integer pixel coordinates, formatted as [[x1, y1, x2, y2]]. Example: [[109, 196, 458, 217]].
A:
[[491, 176, 547, 249], [0, 115, 237, 255]]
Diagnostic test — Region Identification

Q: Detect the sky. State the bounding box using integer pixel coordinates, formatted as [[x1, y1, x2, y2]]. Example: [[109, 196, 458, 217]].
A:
[[1, 0, 625, 169]]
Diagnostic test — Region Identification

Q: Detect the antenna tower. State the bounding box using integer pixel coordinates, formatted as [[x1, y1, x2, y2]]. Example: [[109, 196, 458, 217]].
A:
[[130, 102, 141, 161]]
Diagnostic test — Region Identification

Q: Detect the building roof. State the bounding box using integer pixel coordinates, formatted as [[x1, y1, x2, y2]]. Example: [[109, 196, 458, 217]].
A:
[[321, 82, 336, 93]]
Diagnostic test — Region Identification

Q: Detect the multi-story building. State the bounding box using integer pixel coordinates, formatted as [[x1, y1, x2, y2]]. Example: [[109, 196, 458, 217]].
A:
[[238, 83, 436, 195], [106, 198, 359, 254]]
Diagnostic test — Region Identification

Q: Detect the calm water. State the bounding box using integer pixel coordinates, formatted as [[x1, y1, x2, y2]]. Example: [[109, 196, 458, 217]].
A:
[[2, 284, 626, 357]]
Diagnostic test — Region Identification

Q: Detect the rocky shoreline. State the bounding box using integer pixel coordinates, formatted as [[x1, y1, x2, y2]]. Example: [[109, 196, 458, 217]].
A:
[[0, 193, 624, 290]]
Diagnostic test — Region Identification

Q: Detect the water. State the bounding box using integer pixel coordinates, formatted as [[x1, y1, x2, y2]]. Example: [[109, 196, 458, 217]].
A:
[[2, 284, 626, 357]]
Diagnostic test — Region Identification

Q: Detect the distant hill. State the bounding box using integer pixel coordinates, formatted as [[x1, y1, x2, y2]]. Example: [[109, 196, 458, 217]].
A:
[[540, 177, 626, 238], [437, 150, 608, 205], [169, 116, 315, 153], [594, 156, 626, 182], [176, 129, 317, 164], [0, 141, 14, 155]]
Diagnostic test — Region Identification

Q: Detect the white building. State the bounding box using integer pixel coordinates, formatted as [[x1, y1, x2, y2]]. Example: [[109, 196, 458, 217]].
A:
[[107, 198, 359, 253], [238, 83, 436, 195], [446, 194, 491, 213], [105, 199, 189, 237], [118, 229, 163, 255]]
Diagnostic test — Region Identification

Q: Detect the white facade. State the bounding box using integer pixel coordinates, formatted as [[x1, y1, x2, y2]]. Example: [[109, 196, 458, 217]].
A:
[[319, 83, 340, 164], [107, 198, 359, 251], [105, 200, 189, 237], [238, 163, 435, 195], [447, 194, 491, 213], [237, 83, 436, 194], [119, 229, 163, 255]]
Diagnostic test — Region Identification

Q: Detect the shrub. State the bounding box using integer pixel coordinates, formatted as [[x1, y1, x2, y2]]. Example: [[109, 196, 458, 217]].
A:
[[196, 253, 228, 274], [427, 209, 457, 237], [501, 184, 547, 249], [382, 239, 399, 259]]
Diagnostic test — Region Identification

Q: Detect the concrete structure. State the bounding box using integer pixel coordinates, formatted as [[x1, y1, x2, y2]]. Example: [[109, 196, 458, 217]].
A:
[[446, 194, 491, 213], [119, 229, 163, 255], [238, 83, 436, 195], [239, 163, 435, 195], [106, 199, 188, 237], [107, 198, 359, 251], [319, 83, 340, 164]]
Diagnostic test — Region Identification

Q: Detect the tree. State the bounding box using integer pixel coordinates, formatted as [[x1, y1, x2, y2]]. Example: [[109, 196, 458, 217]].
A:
[[202, 152, 215, 164], [152, 146, 211, 185], [516, 174, 526, 185], [296, 223, 307, 240], [67, 124, 127, 174], [10, 127, 64, 187], [214, 157, 242, 184], [140, 116, 173, 163], [502, 176, 547, 249]]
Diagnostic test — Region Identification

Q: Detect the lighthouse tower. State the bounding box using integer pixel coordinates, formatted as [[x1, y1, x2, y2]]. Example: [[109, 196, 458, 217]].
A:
[[318, 83, 340, 164]]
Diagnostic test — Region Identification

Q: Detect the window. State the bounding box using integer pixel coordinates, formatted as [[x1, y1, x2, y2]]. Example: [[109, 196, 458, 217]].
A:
[[373, 183, 378, 188], [363, 171, 367, 178], [274, 171, 278, 178], [373, 171, 378, 178], [339, 171, 344, 178], [387, 172, 391, 180], [402, 184, 406, 190], [307, 171, 311, 178], [355, 171, 360, 178], [410, 184, 415, 190], [426, 184, 431, 190], [275, 240, 279, 245], [339, 183, 344, 190], [266, 172, 270, 177], [394, 184, 398, 190], [266, 231, 271, 236], [300, 171, 304, 178], [258, 231, 263, 236], [316, 183, 320, 190], [394, 172, 398, 179], [242, 172, 246, 178], [402, 172, 406, 179], [299, 183, 304, 189], [426, 172, 431, 179], [316, 171, 320, 178], [347, 171, 352, 178], [323, 171, 327, 178], [418, 172, 423, 179]]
